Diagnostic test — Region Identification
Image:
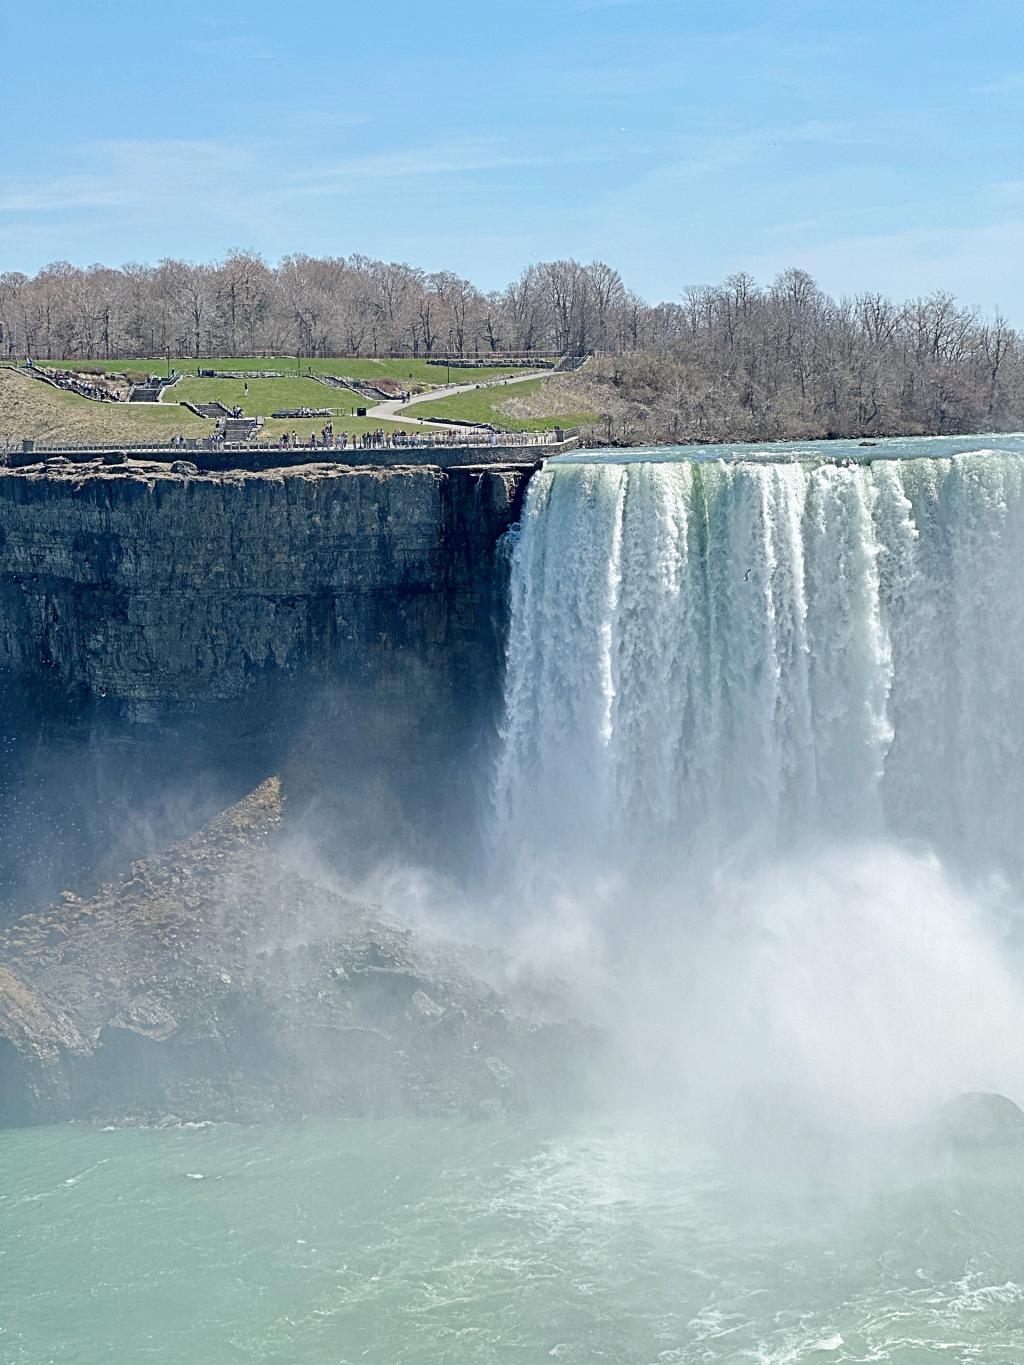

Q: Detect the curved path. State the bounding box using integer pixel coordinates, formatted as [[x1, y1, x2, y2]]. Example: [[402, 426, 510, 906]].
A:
[[364, 369, 554, 427], [147, 364, 558, 430]]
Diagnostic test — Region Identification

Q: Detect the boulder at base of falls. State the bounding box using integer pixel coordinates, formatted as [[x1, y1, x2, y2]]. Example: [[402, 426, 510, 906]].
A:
[[935, 1092, 1024, 1149]]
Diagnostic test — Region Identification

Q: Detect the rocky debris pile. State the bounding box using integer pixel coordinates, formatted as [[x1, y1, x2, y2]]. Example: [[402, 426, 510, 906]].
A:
[[0, 779, 596, 1126]]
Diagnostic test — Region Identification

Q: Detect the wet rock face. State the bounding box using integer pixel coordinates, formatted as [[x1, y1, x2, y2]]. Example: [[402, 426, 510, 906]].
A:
[[0, 462, 534, 906], [0, 780, 598, 1126], [0, 462, 529, 714]]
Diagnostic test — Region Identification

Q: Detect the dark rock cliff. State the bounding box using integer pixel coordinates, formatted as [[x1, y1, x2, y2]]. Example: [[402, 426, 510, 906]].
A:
[[0, 457, 537, 909]]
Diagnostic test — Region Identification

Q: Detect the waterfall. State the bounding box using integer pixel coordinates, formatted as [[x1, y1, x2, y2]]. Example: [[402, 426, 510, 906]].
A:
[[493, 453, 1024, 880]]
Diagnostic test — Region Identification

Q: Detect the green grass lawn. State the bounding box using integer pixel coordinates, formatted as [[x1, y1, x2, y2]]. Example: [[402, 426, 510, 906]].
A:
[[0, 371, 208, 443], [399, 378, 599, 432], [33, 384, 203, 429], [0, 369, 423, 444], [173, 375, 368, 419], [58, 399, 205, 430], [33, 356, 532, 386], [9, 360, 588, 443], [258, 415, 423, 441]]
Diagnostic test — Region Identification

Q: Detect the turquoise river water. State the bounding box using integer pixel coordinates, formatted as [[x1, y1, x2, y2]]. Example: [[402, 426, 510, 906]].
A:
[[5, 1116, 1024, 1364]]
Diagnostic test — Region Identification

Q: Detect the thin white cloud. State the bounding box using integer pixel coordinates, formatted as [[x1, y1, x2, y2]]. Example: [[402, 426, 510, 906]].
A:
[[0, 177, 131, 213], [565, 0, 658, 10], [291, 138, 625, 188], [987, 181, 1024, 206], [182, 35, 275, 60], [0, 139, 264, 229], [587, 117, 883, 200], [971, 72, 1024, 96], [0, 134, 622, 229]]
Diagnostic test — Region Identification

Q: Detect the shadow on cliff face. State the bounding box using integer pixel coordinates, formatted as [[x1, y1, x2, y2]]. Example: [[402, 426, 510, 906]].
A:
[[281, 676, 501, 885], [0, 737, 252, 921], [0, 460, 522, 922], [0, 643, 497, 921], [0, 692, 273, 922]]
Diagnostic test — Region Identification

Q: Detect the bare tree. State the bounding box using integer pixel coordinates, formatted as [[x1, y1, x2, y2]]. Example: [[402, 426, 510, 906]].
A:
[[1, 253, 1020, 440]]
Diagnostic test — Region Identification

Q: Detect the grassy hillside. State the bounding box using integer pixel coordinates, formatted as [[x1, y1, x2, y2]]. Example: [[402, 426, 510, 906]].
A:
[[0, 369, 421, 446], [399, 377, 599, 432], [0, 370, 208, 447], [33, 356, 528, 386], [173, 375, 427, 436], [174, 375, 364, 418]]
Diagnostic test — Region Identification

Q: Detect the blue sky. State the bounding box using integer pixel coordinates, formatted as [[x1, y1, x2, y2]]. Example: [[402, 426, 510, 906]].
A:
[[2, 0, 1022, 318]]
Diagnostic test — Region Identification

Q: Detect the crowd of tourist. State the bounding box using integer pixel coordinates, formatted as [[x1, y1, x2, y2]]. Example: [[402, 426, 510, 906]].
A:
[[148, 426, 558, 452], [32, 364, 126, 402], [269, 426, 547, 450]]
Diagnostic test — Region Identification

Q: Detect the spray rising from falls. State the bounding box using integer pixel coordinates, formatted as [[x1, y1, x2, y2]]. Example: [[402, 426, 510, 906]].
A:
[[494, 453, 1024, 877], [490, 452, 1024, 1128]]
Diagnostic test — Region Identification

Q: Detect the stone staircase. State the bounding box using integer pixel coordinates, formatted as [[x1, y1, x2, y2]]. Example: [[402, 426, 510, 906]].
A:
[[314, 373, 408, 402], [313, 373, 360, 392], [128, 375, 178, 402], [218, 416, 261, 442], [553, 351, 590, 373], [181, 400, 233, 419]]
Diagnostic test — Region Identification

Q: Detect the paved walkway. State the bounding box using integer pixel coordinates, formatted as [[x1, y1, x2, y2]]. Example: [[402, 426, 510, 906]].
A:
[[144, 363, 557, 430], [364, 369, 553, 427]]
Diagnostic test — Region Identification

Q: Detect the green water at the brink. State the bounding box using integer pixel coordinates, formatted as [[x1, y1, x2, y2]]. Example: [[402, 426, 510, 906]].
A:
[[5, 1117, 1024, 1364], [550, 431, 1024, 465]]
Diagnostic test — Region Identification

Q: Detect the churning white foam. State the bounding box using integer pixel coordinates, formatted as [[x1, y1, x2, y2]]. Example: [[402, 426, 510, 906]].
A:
[[490, 453, 1024, 1129]]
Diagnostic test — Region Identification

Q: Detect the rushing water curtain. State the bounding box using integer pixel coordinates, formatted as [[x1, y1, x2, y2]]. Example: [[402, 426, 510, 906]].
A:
[[493, 454, 1024, 876]]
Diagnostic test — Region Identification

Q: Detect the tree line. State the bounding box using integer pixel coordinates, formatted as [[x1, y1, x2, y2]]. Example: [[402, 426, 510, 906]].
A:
[[1, 253, 1020, 439], [0, 254, 635, 362], [594, 268, 1021, 441]]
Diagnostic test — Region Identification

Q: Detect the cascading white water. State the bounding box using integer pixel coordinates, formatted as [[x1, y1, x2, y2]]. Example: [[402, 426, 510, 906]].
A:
[[490, 448, 1024, 1130], [494, 452, 1024, 879]]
